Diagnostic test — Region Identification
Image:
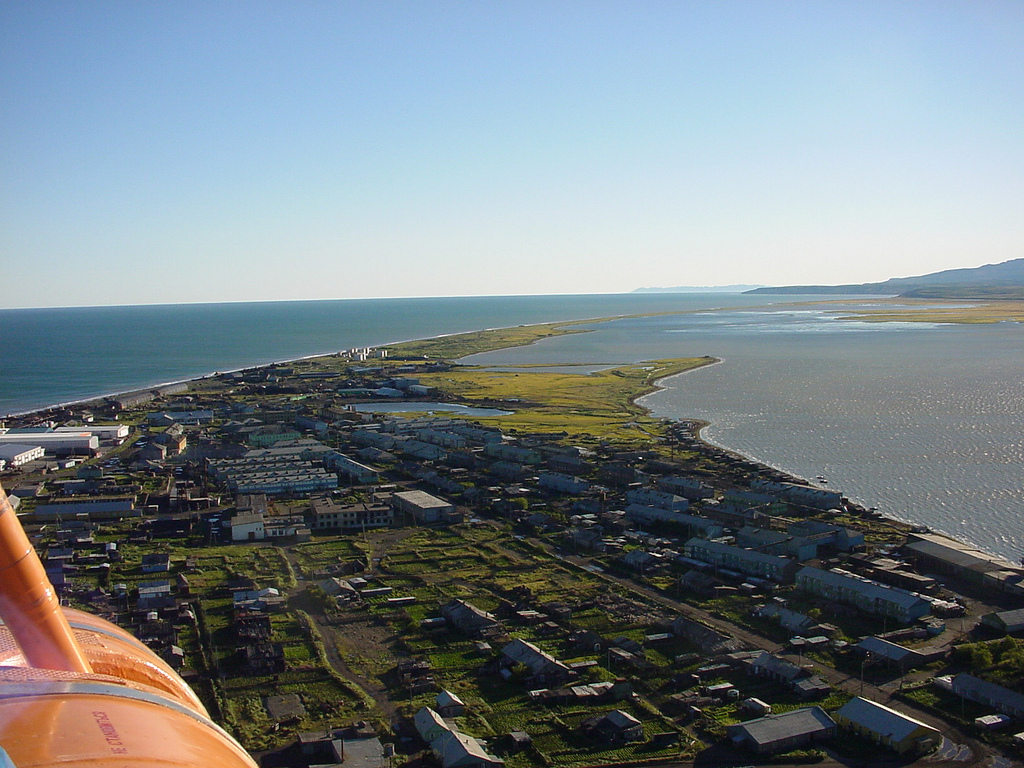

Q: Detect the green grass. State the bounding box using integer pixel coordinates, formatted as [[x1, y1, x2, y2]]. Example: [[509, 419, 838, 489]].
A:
[[412, 357, 715, 443]]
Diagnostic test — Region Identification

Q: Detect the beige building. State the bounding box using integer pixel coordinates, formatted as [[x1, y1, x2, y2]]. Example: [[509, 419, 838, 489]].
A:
[[834, 697, 939, 755]]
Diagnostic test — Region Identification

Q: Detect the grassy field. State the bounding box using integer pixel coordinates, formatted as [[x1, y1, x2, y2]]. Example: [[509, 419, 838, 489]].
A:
[[415, 357, 715, 444], [828, 297, 1024, 324], [383, 320, 598, 359]]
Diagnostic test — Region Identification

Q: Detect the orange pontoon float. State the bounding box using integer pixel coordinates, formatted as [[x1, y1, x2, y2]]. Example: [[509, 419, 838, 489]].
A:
[[0, 482, 258, 767]]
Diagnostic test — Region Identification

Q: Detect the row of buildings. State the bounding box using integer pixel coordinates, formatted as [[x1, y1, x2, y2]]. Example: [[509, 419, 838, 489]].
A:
[[728, 697, 940, 756]]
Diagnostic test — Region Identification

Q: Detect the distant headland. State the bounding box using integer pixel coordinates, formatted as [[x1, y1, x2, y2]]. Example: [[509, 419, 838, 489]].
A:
[[632, 284, 767, 293], [746, 257, 1024, 299]]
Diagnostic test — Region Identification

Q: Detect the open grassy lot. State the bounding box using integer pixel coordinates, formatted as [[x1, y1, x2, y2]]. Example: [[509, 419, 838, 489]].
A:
[[384, 321, 596, 359], [829, 297, 1024, 324], [415, 358, 714, 443]]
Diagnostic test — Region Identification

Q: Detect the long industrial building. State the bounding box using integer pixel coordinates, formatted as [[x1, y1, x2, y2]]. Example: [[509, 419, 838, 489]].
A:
[[904, 532, 1024, 597], [54, 424, 130, 441], [795, 566, 931, 624], [0, 432, 98, 454]]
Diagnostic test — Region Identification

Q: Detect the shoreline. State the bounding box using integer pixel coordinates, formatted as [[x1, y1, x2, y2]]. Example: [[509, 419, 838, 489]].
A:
[[2, 294, 816, 419], [7, 311, 1015, 566], [2, 312, 648, 419], [640, 360, 1021, 564]]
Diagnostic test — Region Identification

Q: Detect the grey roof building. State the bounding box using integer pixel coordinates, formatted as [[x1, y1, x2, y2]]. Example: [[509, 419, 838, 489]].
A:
[[951, 673, 1024, 719], [670, 615, 743, 654], [430, 730, 504, 768], [624, 506, 723, 539], [854, 636, 941, 670], [980, 608, 1024, 635], [441, 599, 502, 639], [904, 532, 1024, 596], [726, 706, 836, 754], [580, 709, 644, 744], [685, 537, 798, 582], [414, 706, 452, 744], [501, 639, 572, 686], [392, 490, 459, 524], [795, 566, 931, 623]]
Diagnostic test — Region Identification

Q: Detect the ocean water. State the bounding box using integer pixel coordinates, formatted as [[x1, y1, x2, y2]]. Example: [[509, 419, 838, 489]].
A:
[[3, 294, 1022, 562], [0, 294, 781, 417], [464, 305, 1024, 563]]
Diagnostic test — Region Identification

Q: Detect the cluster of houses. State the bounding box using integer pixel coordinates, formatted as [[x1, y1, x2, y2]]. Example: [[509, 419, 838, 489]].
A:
[[414, 590, 964, 759], [10, 368, 1024, 763], [10, 387, 1023, 639]]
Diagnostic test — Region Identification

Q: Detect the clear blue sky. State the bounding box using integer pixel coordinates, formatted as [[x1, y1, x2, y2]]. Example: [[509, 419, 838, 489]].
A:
[[2, 1, 1022, 307]]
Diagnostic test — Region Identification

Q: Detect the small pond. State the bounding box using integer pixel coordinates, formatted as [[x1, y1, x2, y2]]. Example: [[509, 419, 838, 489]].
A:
[[350, 402, 513, 417]]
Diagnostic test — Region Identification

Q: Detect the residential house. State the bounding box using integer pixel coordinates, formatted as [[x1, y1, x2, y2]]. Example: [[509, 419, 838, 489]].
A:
[[538, 472, 591, 494], [580, 710, 644, 744], [441, 600, 502, 639], [750, 479, 843, 509], [235, 613, 272, 641], [787, 520, 864, 551], [625, 488, 688, 512], [624, 506, 723, 539], [670, 615, 743, 654], [430, 730, 504, 768], [500, 639, 573, 687], [853, 637, 943, 672], [242, 643, 285, 675], [657, 475, 713, 501], [414, 707, 452, 744], [482, 443, 541, 465], [141, 553, 171, 573], [324, 452, 382, 484], [735, 526, 818, 561], [745, 652, 831, 699]]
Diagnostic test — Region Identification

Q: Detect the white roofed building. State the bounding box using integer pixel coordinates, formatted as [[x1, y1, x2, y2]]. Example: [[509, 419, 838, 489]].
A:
[[414, 707, 452, 744], [431, 730, 504, 768], [0, 432, 98, 454], [0, 444, 45, 468], [54, 424, 129, 442]]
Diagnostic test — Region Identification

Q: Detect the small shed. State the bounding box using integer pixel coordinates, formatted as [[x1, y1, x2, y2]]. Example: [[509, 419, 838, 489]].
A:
[[437, 689, 466, 718]]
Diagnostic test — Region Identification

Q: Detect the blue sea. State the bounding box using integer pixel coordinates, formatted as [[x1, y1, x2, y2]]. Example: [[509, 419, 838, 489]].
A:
[[3, 294, 1023, 562], [0, 294, 785, 417]]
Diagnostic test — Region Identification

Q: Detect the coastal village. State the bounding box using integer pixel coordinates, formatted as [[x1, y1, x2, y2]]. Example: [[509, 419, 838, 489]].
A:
[[2, 335, 1024, 768]]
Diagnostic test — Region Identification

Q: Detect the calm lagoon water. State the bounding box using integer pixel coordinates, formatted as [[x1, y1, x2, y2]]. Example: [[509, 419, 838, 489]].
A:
[[350, 402, 512, 417], [465, 304, 1024, 563], [0, 293, 783, 417]]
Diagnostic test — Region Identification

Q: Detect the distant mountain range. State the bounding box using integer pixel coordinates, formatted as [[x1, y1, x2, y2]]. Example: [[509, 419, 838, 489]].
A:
[[745, 258, 1024, 299], [633, 284, 767, 293]]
